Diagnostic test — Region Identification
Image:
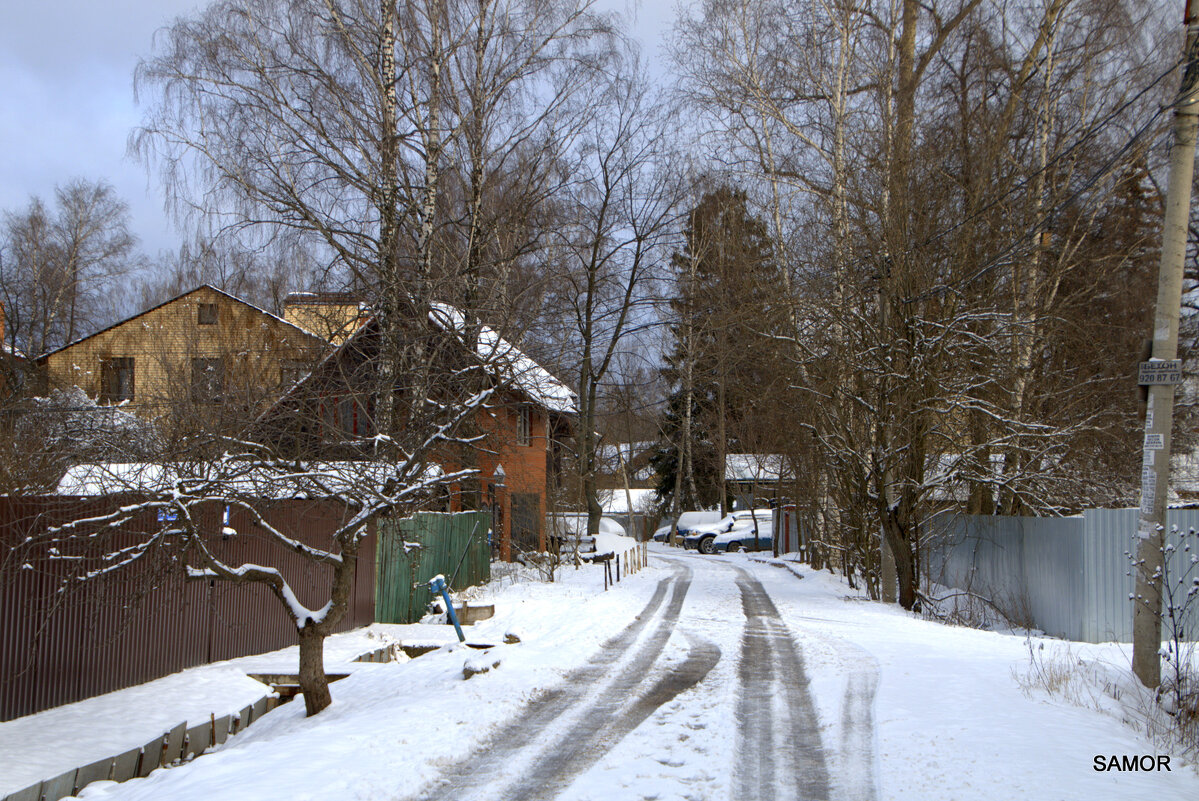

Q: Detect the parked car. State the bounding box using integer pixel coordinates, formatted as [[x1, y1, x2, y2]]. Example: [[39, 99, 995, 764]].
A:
[[684, 509, 772, 554], [548, 514, 627, 554], [672, 510, 722, 545], [651, 521, 674, 542], [712, 522, 774, 553]]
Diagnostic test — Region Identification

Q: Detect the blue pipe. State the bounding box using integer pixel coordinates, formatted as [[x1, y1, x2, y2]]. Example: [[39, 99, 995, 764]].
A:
[[428, 575, 466, 642]]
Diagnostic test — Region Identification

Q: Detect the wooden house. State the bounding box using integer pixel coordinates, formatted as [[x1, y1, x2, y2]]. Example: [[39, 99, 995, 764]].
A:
[[36, 286, 327, 436]]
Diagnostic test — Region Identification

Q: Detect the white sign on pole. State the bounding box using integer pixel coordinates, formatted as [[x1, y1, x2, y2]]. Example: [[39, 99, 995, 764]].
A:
[[1138, 360, 1184, 385]]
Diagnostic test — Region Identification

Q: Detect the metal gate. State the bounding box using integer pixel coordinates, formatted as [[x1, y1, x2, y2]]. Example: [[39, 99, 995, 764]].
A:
[[374, 511, 491, 624]]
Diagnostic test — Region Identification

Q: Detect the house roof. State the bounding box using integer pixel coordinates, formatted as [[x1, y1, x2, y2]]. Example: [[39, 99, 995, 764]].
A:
[[428, 303, 576, 415], [36, 284, 325, 360], [275, 301, 577, 415]]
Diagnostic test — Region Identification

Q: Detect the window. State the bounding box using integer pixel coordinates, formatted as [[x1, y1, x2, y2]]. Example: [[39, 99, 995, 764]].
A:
[[516, 406, 531, 446], [319, 395, 375, 440], [99, 357, 134, 403], [197, 303, 218, 325], [280, 360, 308, 389], [191, 357, 225, 403]]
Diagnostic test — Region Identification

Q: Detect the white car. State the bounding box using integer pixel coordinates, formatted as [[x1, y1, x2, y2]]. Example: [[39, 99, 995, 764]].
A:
[[684, 509, 772, 554], [712, 519, 775, 552]]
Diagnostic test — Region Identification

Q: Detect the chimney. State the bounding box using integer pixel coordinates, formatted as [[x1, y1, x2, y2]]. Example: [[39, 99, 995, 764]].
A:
[[282, 292, 368, 345]]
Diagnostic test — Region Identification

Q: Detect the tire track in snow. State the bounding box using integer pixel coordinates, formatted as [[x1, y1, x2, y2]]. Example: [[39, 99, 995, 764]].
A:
[[733, 569, 831, 801], [837, 667, 879, 801], [745, 559, 881, 801], [504, 630, 720, 801], [406, 562, 708, 801]]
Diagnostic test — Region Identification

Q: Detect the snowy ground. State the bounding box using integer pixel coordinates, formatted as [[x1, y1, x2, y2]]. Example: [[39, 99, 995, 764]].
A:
[[2, 544, 1197, 801]]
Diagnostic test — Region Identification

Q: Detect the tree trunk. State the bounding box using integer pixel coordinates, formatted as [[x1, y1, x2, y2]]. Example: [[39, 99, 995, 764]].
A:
[[298, 624, 331, 716], [881, 512, 917, 610]]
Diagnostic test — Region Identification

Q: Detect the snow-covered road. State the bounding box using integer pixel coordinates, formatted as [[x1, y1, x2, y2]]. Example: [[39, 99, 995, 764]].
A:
[[10, 546, 1199, 801]]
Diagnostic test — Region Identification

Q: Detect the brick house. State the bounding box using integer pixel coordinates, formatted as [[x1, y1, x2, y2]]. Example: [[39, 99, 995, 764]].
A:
[[35, 285, 327, 435], [260, 296, 577, 560]]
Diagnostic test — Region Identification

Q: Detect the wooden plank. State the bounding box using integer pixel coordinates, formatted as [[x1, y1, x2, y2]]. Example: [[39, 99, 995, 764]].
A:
[[136, 734, 163, 777], [184, 721, 212, 758], [234, 702, 254, 733], [162, 721, 186, 766], [1, 782, 41, 801], [213, 713, 232, 745]]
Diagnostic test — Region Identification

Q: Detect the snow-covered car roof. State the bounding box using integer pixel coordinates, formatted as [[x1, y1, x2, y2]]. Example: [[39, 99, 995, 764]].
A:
[[687, 509, 771, 535], [675, 511, 721, 530]]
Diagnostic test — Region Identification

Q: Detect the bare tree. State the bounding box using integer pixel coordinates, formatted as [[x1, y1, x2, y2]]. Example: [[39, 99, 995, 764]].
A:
[[39, 403, 487, 716], [674, 0, 1169, 607], [0, 179, 139, 357], [538, 54, 681, 536]]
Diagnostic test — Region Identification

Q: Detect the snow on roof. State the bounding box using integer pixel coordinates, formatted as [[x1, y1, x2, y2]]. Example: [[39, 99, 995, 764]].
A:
[[724, 454, 792, 483], [56, 460, 442, 498], [428, 303, 576, 415], [596, 488, 659, 514]]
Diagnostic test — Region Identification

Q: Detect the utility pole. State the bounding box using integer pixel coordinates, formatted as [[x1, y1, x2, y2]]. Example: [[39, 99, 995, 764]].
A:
[[1132, 1, 1199, 690]]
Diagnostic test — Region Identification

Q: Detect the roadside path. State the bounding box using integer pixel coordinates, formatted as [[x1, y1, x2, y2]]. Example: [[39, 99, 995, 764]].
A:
[[406, 553, 879, 801], [405, 561, 718, 801]]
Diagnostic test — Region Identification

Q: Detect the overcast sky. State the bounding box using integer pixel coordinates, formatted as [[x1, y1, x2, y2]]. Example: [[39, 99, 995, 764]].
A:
[[0, 1, 676, 263]]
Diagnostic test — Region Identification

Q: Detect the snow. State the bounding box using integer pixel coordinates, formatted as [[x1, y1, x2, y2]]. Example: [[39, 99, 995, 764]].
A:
[[0, 667, 270, 794], [724, 453, 791, 482], [591, 530, 637, 556], [595, 488, 657, 514], [3, 550, 1197, 801], [428, 302, 577, 415], [55, 460, 443, 497]]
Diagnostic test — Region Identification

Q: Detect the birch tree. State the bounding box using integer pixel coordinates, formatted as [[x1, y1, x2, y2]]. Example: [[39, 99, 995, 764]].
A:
[[674, 0, 1167, 606], [0, 179, 138, 357]]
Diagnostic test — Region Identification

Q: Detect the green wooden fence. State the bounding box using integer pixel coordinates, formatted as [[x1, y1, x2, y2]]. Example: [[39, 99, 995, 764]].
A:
[[375, 511, 491, 624]]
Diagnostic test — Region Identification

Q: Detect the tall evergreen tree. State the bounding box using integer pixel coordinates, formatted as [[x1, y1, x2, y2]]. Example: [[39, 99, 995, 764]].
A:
[[655, 186, 789, 513]]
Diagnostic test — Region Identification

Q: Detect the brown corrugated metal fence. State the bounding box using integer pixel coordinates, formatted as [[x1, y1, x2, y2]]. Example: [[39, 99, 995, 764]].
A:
[[0, 496, 375, 722]]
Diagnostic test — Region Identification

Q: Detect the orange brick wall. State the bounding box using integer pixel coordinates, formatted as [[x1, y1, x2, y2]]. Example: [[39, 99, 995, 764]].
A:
[[478, 400, 548, 553]]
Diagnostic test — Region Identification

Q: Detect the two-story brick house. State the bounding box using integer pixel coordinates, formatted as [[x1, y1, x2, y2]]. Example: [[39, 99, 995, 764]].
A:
[[261, 295, 577, 559]]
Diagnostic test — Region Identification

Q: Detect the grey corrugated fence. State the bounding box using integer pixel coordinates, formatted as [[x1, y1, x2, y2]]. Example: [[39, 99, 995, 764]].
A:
[[927, 509, 1199, 643]]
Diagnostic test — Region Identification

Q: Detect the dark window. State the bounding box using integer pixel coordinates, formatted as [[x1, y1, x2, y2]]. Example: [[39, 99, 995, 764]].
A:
[[517, 406, 531, 446], [280, 360, 308, 389], [320, 395, 375, 440], [197, 303, 218, 325], [511, 492, 540, 553], [99, 357, 134, 403], [191, 357, 225, 403]]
